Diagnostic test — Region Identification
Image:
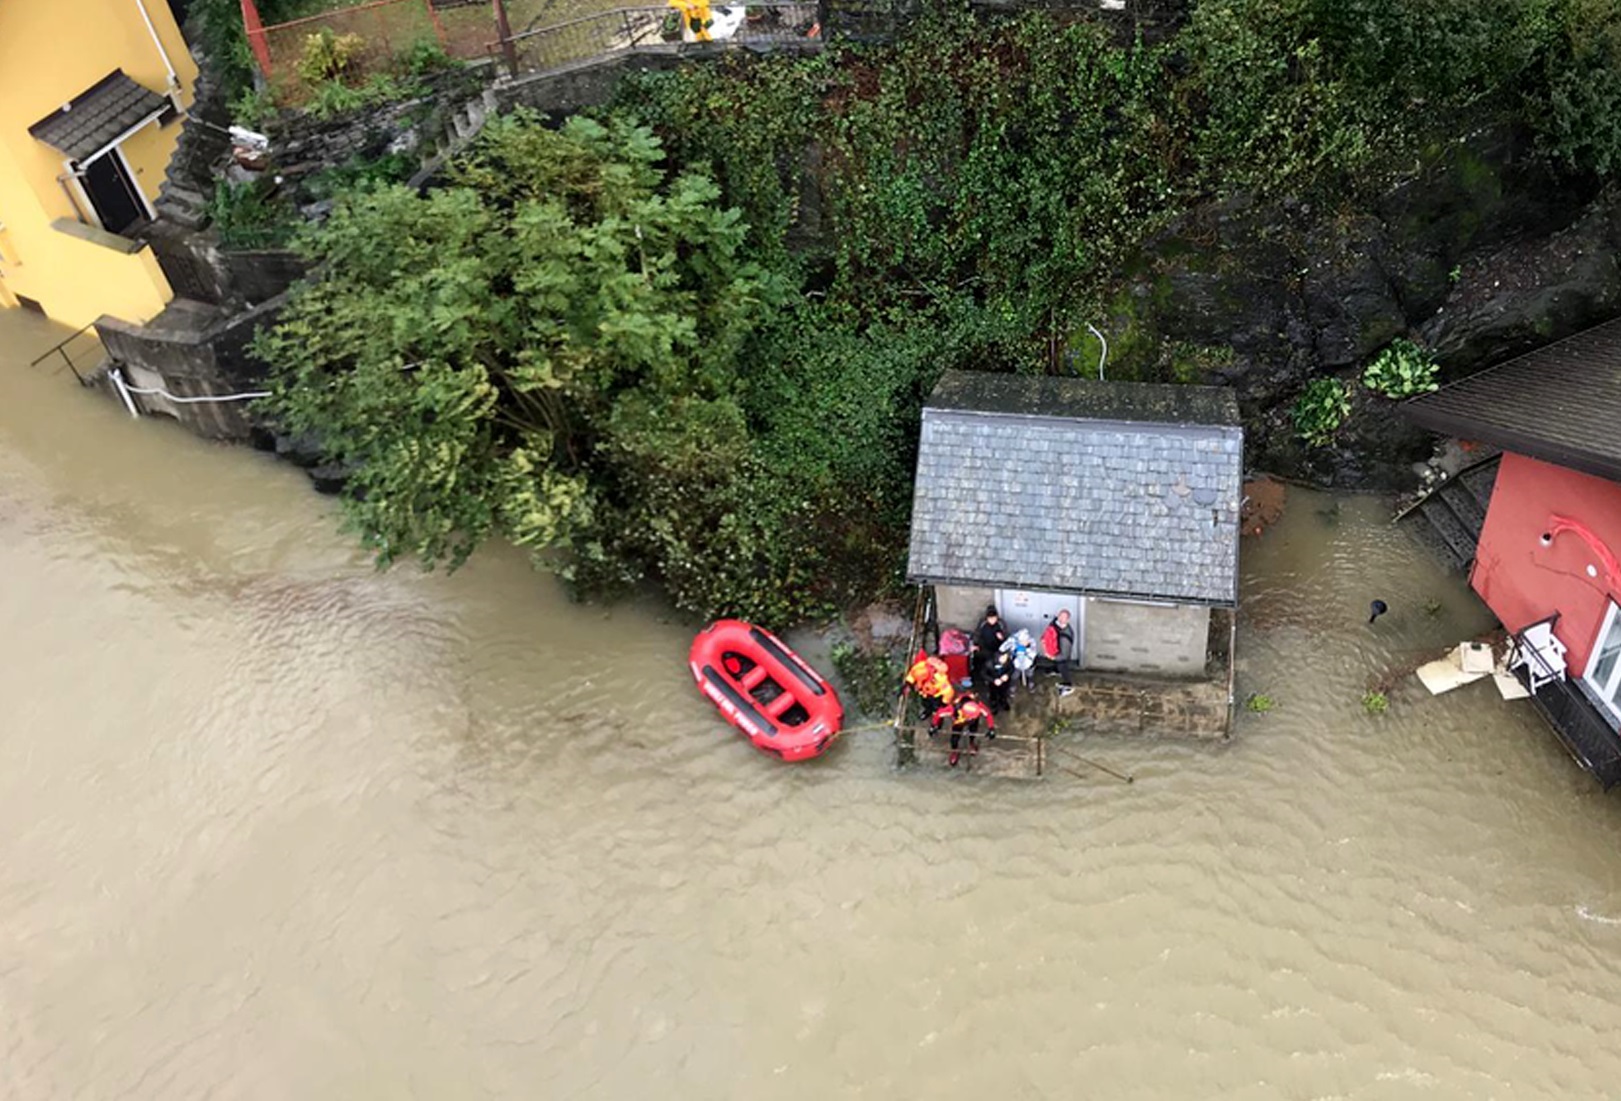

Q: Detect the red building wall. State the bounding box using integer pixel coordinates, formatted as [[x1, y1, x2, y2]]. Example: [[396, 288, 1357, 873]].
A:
[[1472, 452, 1621, 671]]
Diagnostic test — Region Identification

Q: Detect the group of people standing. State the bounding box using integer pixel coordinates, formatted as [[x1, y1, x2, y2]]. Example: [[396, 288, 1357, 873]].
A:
[[972, 604, 1075, 706], [906, 602, 1078, 768]]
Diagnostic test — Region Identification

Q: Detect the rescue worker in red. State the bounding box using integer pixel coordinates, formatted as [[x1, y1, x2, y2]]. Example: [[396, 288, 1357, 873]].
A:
[[906, 651, 955, 707], [933, 692, 995, 767], [1041, 608, 1075, 695]]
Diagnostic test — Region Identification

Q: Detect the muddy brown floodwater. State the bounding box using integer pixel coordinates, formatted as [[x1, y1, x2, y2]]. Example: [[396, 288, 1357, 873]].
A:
[[6, 308, 1621, 1099]]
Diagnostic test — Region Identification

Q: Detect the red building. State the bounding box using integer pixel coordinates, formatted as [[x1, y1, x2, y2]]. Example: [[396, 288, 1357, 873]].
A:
[[1406, 319, 1621, 786]]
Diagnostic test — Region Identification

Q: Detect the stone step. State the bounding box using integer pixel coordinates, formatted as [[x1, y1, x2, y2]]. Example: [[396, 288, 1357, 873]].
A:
[[154, 199, 207, 229], [1419, 495, 1478, 569], [1439, 478, 1487, 537], [158, 182, 208, 209], [1459, 457, 1500, 511]]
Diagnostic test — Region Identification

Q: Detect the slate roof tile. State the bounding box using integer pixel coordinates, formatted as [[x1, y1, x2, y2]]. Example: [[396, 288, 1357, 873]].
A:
[[907, 372, 1243, 605], [29, 70, 169, 162]]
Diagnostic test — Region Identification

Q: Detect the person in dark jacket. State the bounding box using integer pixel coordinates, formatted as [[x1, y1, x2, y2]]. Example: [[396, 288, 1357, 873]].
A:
[[985, 648, 1014, 713], [972, 605, 1008, 683], [1041, 608, 1075, 692]]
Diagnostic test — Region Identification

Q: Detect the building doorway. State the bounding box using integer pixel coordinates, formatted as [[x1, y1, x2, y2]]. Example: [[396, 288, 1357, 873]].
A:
[[80, 149, 147, 235], [995, 588, 1084, 663]]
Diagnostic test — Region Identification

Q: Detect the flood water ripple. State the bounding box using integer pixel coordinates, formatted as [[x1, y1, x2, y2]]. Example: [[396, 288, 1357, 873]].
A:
[[5, 309, 1621, 1098]]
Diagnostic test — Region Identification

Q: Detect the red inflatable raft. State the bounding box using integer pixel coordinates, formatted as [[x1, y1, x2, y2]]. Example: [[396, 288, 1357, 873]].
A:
[[689, 620, 844, 761]]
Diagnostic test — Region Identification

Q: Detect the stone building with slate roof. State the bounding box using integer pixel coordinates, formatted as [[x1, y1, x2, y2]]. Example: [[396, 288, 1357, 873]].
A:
[[1403, 318, 1621, 787], [0, 2, 197, 326], [908, 371, 1243, 683]]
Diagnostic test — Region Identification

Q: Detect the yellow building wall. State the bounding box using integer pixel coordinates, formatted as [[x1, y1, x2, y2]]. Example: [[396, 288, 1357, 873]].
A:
[[0, 0, 199, 327]]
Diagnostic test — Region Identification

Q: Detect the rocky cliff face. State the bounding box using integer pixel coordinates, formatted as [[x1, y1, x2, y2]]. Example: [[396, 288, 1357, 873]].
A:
[[1101, 126, 1621, 490]]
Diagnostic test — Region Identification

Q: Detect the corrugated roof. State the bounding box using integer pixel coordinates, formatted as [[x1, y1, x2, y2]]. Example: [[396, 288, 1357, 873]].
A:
[[1404, 317, 1621, 482], [28, 70, 168, 162], [906, 372, 1244, 605]]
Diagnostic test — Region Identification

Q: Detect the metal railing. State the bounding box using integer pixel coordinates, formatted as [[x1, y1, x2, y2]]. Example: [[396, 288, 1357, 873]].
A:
[[1513, 620, 1621, 787], [27, 323, 103, 385], [502, 2, 820, 76]]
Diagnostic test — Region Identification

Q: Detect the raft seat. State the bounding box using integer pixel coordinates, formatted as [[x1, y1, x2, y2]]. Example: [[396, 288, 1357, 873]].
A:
[[765, 690, 798, 717], [740, 665, 771, 691]]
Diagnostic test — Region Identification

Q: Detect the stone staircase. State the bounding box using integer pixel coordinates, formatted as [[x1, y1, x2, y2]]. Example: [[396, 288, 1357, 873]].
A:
[[152, 54, 232, 231], [1398, 453, 1502, 572], [406, 92, 494, 189]]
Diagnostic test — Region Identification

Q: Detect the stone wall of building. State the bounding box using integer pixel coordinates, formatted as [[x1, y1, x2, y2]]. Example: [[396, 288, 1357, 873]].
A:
[[1083, 599, 1210, 678], [935, 584, 997, 632]]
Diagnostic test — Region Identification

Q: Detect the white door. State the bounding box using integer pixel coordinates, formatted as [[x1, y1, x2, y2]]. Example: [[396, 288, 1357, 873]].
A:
[[1585, 601, 1621, 725], [995, 588, 1083, 663]]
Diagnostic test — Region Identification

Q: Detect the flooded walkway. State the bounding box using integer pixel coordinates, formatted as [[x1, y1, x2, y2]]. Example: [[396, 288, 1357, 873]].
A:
[[5, 308, 1621, 1098]]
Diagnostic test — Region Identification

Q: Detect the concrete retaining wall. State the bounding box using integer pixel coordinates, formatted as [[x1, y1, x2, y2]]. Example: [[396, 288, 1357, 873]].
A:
[[94, 295, 285, 439]]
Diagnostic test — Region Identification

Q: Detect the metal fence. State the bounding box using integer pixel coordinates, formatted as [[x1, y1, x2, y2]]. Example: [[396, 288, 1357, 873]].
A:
[[503, 2, 820, 75]]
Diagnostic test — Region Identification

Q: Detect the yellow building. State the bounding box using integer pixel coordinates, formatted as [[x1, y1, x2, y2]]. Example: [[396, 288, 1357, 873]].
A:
[[0, 0, 198, 329]]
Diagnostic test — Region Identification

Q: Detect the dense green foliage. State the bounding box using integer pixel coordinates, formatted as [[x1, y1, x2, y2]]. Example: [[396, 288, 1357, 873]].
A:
[[1293, 379, 1352, 446], [1363, 339, 1440, 398], [257, 0, 1621, 622]]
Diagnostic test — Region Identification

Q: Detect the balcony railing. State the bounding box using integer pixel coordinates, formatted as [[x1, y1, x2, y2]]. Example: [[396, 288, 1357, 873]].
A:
[[1513, 623, 1621, 788]]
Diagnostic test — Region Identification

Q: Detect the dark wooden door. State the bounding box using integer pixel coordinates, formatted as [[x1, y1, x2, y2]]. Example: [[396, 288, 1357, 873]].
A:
[[82, 151, 145, 235]]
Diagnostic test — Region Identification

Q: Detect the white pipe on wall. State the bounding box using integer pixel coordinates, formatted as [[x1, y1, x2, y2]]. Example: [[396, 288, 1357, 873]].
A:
[[131, 0, 181, 96]]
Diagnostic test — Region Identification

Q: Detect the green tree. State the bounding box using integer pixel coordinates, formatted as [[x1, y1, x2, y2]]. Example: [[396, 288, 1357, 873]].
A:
[[256, 112, 787, 591]]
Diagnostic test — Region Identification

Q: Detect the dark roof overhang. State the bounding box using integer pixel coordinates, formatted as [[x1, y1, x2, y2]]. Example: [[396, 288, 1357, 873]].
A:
[[28, 70, 169, 163]]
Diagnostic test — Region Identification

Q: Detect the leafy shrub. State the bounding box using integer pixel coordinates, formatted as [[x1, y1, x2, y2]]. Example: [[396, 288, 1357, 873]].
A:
[[830, 640, 903, 718], [1244, 692, 1276, 713], [1362, 690, 1389, 715], [229, 87, 280, 130], [296, 28, 365, 84], [305, 73, 411, 120], [1363, 338, 1440, 398], [399, 37, 458, 77], [304, 152, 417, 200], [208, 179, 297, 248], [1292, 378, 1352, 447]]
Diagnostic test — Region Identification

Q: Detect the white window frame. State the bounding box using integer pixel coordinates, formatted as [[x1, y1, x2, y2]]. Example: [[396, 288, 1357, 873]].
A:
[[1584, 601, 1621, 723]]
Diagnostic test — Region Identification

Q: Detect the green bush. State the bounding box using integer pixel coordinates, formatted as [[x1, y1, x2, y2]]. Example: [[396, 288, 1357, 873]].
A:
[[208, 178, 297, 248], [1363, 338, 1440, 398], [830, 640, 903, 718], [305, 73, 412, 120], [229, 87, 280, 130], [296, 28, 365, 84], [399, 37, 458, 77], [1292, 378, 1352, 447], [1362, 690, 1390, 715], [1244, 692, 1276, 713]]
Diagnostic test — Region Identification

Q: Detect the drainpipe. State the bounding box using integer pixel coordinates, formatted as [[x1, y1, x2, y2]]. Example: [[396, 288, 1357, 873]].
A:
[[1085, 323, 1108, 380], [131, 0, 182, 99], [110, 368, 142, 419]]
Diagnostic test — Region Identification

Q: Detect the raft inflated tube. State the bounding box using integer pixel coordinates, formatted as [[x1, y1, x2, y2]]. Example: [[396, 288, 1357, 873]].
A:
[[689, 619, 844, 762]]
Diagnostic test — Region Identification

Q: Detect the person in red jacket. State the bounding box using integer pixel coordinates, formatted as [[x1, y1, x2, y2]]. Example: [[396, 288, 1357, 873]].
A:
[[946, 693, 995, 767], [1041, 608, 1075, 695]]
